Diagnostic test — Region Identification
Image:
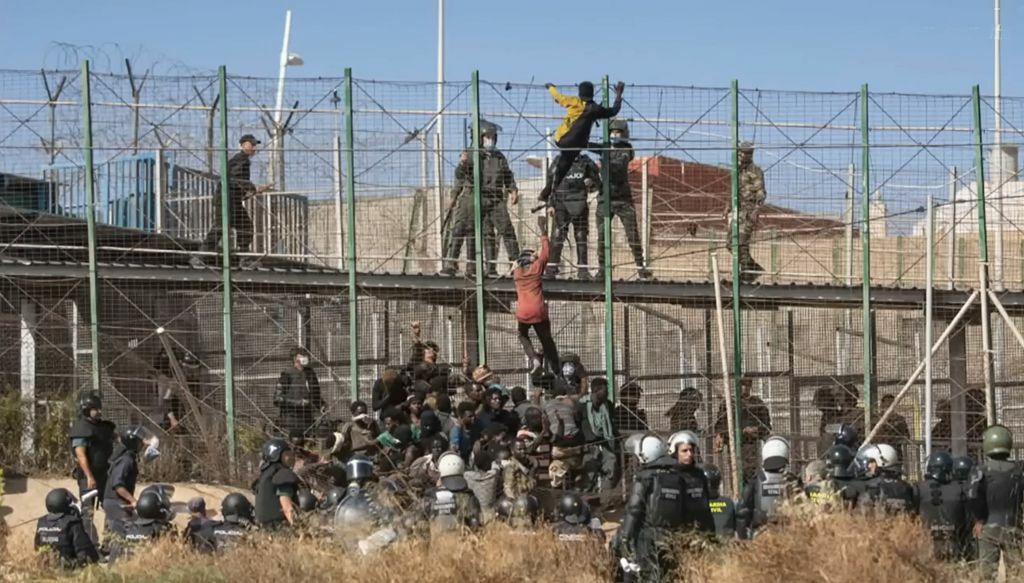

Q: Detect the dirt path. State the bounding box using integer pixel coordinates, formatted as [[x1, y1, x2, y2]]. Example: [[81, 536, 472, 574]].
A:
[[2, 475, 237, 554]]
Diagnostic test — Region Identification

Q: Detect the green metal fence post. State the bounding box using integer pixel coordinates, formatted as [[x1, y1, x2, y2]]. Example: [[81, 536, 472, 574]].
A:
[[470, 71, 487, 363], [601, 76, 615, 400], [344, 69, 360, 400], [972, 84, 995, 424], [217, 66, 236, 463], [81, 60, 102, 396], [860, 83, 874, 429], [729, 80, 744, 478]]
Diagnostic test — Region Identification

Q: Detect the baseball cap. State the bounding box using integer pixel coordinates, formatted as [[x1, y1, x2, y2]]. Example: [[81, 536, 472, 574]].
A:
[[239, 134, 261, 145]]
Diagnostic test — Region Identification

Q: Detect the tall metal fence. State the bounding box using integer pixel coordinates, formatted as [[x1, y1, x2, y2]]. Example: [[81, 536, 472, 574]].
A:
[[0, 63, 1020, 486]]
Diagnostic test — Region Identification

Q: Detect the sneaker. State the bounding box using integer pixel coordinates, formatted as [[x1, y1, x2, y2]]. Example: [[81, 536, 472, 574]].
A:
[[637, 267, 654, 280]]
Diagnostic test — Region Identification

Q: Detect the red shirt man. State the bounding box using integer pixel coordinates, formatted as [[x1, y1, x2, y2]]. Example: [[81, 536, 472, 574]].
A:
[[515, 216, 561, 373]]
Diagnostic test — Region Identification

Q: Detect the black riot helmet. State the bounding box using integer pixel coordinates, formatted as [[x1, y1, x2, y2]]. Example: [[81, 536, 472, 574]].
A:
[[512, 495, 540, 525], [120, 426, 149, 453], [925, 451, 954, 483], [45, 488, 77, 515], [833, 424, 859, 449], [323, 487, 347, 510], [702, 464, 723, 497], [297, 490, 319, 513], [952, 456, 975, 482], [824, 444, 856, 479], [135, 491, 170, 520], [261, 438, 291, 464], [495, 496, 515, 520], [79, 393, 102, 416], [221, 493, 254, 523], [557, 491, 590, 525], [346, 456, 374, 484]]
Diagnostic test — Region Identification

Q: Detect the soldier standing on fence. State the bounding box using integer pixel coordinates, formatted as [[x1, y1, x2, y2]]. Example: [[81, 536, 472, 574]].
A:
[[193, 134, 271, 267], [441, 150, 499, 274], [441, 121, 520, 277], [596, 119, 652, 280], [728, 142, 766, 282]]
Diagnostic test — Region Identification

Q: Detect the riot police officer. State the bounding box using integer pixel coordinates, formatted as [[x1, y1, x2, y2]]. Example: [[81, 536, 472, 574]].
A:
[[102, 426, 160, 537], [429, 451, 482, 532], [615, 434, 712, 583], [334, 457, 390, 532], [823, 444, 862, 507], [596, 119, 651, 280], [545, 152, 601, 280], [67, 392, 116, 545], [859, 443, 915, 514], [253, 438, 300, 529], [442, 120, 520, 277], [551, 491, 603, 542], [916, 451, 970, 561], [108, 490, 175, 563], [953, 455, 977, 560], [703, 463, 737, 540], [968, 424, 1024, 574], [34, 488, 99, 568], [212, 493, 255, 551], [738, 435, 801, 538], [496, 494, 541, 530]]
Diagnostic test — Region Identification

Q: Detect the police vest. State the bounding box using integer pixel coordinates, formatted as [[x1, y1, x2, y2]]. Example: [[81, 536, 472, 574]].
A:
[[68, 417, 116, 477], [35, 514, 77, 562], [754, 470, 787, 526], [645, 469, 688, 529], [212, 521, 249, 550], [976, 459, 1024, 527], [874, 477, 915, 513], [552, 521, 592, 543], [554, 158, 592, 200], [109, 519, 169, 562], [431, 489, 460, 531], [917, 479, 965, 537], [254, 463, 298, 526], [708, 497, 737, 538]]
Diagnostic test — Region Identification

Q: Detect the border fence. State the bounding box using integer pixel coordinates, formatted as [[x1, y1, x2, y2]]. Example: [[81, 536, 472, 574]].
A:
[[1, 63, 1022, 489]]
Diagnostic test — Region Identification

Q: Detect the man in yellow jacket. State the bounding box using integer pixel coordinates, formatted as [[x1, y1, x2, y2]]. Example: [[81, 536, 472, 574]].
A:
[[538, 80, 625, 204]]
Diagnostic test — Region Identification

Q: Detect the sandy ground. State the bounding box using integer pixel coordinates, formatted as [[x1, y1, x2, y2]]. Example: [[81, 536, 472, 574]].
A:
[[1, 475, 236, 555]]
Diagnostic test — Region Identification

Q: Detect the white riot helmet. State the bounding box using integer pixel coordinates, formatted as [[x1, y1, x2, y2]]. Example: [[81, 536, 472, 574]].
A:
[[438, 452, 466, 478], [761, 436, 790, 472], [668, 431, 700, 455], [873, 443, 900, 472], [635, 434, 668, 464]]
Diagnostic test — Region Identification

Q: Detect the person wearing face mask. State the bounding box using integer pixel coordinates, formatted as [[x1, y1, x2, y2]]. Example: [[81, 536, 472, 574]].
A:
[[274, 347, 325, 445], [596, 119, 651, 280], [544, 151, 601, 280], [441, 120, 520, 277]]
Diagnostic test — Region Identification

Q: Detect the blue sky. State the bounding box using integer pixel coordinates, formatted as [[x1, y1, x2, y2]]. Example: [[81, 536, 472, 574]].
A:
[[1, 0, 1020, 95]]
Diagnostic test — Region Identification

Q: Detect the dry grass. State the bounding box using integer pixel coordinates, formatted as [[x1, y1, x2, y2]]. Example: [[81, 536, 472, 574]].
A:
[[0, 508, 1011, 583]]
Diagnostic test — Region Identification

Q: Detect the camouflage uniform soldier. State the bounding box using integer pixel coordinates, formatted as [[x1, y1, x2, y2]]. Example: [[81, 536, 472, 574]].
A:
[[728, 142, 765, 282], [596, 119, 652, 280], [441, 121, 520, 276], [441, 151, 499, 273]]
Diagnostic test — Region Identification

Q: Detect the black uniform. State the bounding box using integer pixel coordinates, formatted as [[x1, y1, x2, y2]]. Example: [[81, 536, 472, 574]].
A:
[[546, 154, 600, 277], [916, 478, 970, 560], [67, 414, 116, 544], [707, 495, 737, 540], [274, 366, 324, 441], [968, 457, 1024, 571], [617, 457, 715, 582], [253, 461, 300, 529], [184, 516, 218, 553], [34, 511, 99, 568], [204, 151, 256, 252], [859, 473, 917, 514], [596, 137, 645, 272], [211, 520, 251, 550], [107, 517, 173, 563], [830, 475, 865, 509], [551, 520, 604, 543], [102, 444, 140, 536]]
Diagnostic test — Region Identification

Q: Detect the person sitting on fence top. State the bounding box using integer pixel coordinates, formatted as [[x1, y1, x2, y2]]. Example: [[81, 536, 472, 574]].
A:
[[194, 134, 272, 265]]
